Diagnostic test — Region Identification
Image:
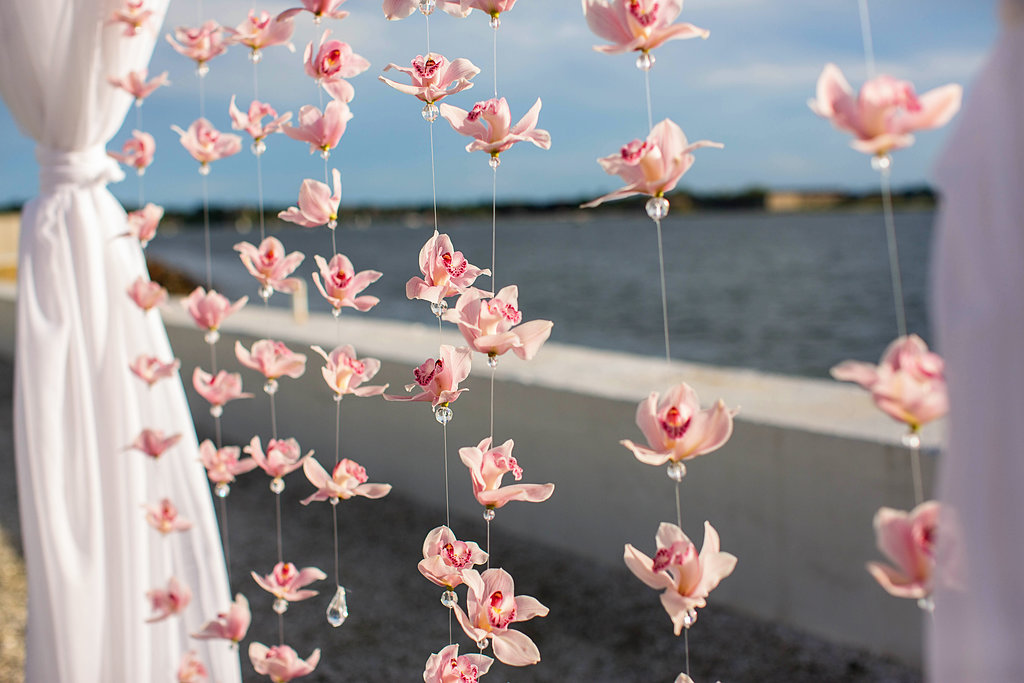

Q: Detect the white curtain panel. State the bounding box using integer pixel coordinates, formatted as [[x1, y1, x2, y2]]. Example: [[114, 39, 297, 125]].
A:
[[929, 2, 1024, 680], [0, 1, 240, 681]]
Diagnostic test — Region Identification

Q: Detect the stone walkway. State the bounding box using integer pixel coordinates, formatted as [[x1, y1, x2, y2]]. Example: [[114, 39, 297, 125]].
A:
[[0, 356, 922, 682]]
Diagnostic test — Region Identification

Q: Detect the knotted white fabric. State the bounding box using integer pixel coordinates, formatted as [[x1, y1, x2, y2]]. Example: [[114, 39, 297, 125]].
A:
[[0, 2, 240, 681], [928, 2, 1024, 680]]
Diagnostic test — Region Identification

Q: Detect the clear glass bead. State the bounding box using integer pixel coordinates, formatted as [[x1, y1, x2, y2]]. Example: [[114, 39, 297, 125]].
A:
[[136, 167, 146, 177], [329, 496, 339, 505], [418, 0, 435, 14], [214, 482, 230, 498], [327, 218, 337, 230], [646, 196, 669, 220], [134, 98, 144, 108], [440, 590, 458, 608], [477, 637, 489, 649], [430, 300, 448, 317], [198, 163, 211, 176], [251, 139, 266, 156], [332, 307, 342, 319], [483, 508, 495, 522], [273, 597, 289, 614], [901, 431, 921, 449], [263, 378, 279, 395], [270, 477, 285, 494], [434, 404, 453, 425], [917, 596, 935, 613], [259, 284, 273, 301], [196, 62, 210, 78], [320, 148, 331, 160], [682, 608, 697, 628], [666, 461, 687, 482], [139, 239, 150, 249], [635, 51, 654, 71], [871, 153, 892, 172], [487, 353, 498, 369], [249, 48, 262, 64], [422, 102, 439, 123], [326, 585, 349, 627], [489, 14, 500, 29], [204, 329, 220, 345], [333, 392, 343, 403], [209, 404, 223, 418], [313, 14, 322, 24], [488, 155, 501, 169]]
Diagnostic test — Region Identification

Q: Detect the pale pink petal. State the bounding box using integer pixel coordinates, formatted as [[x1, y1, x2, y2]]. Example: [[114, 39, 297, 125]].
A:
[[490, 628, 541, 666]]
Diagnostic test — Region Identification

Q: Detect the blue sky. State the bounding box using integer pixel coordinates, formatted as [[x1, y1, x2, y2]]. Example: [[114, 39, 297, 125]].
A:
[[0, 0, 1000, 210]]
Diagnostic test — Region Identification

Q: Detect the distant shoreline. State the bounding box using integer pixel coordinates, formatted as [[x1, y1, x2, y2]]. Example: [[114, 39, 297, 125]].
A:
[[0, 186, 937, 226]]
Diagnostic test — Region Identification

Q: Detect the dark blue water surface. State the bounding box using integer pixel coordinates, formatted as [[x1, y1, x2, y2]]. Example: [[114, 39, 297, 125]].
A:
[[148, 209, 932, 378]]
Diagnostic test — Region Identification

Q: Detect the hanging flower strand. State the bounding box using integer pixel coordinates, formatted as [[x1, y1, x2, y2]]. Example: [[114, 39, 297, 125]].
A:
[[439, 97, 550, 167], [303, 31, 370, 103], [227, 9, 296, 64], [284, 101, 353, 160], [582, 0, 709, 70], [171, 118, 242, 176], [166, 21, 229, 78], [383, 0, 470, 20], [108, 69, 169, 106], [379, 53, 480, 121]]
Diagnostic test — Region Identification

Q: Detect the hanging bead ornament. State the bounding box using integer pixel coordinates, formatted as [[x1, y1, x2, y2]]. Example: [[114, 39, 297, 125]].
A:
[[196, 62, 210, 78], [419, 0, 436, 15], [440, 590, 458, 608], [489, 14, 500, 30], [272, 598, 289, 614], [430, 299, 448, 317], [204, 329, 220, 345], [488, 155, 500, 169], [251, 139, 266, 156], [646, 196, 670, 221], [210, 404, 224, 418], [197, 163, 210, 176], [682, 608, 697, 629], [270, 476, 285, 494], [326, 585, 349, 627], [249, 48, 262, 65], [486, 352, 498, 369], [263, 378, 279, 395], [482, 508, 495, 522], [871, 152, 892, 172], [434, 402, 453, 425], [635, 51, 655, 71], [422, 102, 440, 122], [666, 461, 686, 482], [215, 482, 230, 498]]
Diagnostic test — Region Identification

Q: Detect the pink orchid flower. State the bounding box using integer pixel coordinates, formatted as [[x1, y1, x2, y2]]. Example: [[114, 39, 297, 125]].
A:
[[235, 237, 305, 296], [107, 69, 169, 103], [283, 101, 353, 157], [380, 53, 480, 104], [460, 0, 518, 19], [235, 339, 308, 380], [278, 169, 342, 229], [423, 644, 493, 683], [245, 436, 313, 479], [583, 118, 722, 208], [866, 500, 939, 600], [311, 253, 382, 313], [440, 97, 550, 161], [249, 643, 321, 683], [582, 0, 709, 56], [146, 576, 192, 623], [199, 440, 259, 485], [384, 344, 472, 407], [192, 593, 251, 644], [621, 381, 735, 471], [252, 561, 326, 602], [172, 118, 242, 171], [227, 10, 295, 54], [831, 334, 948, 431], [809, 63, 963, 157], [300, 457, 392, 504], [108, 130, 155, 174], [278, 0, 350, 22], [177, 651, 208, 683], [418, 525, 488, 589], [122, 203, 164, 246], [166, 22, 229, 71], [445, 285, 552, 361], [459, 437, 554, 510], [303, 31, 369, 103], [229, 96, 292, 145], [193, 368, 253, 409], [129, 354, 180, 387], [453, 568, 548, 666], [127, 276, 167, 311], [383, 0, 470, 20], [108, 1, 154, 36], [406, 231, 490, 305], [144, 498, 193, 535], [311, 344, 387, 398], [129, 428, 182, 459], [624, 521, 737, 635], [183, 286, 248, 333]]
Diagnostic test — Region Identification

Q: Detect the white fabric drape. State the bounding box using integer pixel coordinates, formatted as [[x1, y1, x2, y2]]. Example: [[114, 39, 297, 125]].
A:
[[928, 2, 1024, 680], [0, 2, 240, 681]]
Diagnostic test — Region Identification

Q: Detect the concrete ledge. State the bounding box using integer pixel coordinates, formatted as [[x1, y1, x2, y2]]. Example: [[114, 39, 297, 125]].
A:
[[0, 284, 938, 665]]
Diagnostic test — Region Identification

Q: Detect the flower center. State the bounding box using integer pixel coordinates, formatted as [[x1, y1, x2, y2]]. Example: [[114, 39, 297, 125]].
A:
[[414, 359, 443, 386], [659, 406, 691, 440], [416, 56, 441, 79], [443, 541, 473, 568], [628, 0, 659, 27], [442, 251, 467, 277], [487, 591, 515, 628], [621, 139, 651, 164]]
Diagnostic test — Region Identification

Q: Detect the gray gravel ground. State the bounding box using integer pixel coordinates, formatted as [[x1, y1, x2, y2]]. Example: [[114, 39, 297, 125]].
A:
[[0, 356, 922, 682]]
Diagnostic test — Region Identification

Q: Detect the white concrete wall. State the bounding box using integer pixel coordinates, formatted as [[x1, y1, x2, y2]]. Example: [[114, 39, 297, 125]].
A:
[[0, 283, 940, 664]]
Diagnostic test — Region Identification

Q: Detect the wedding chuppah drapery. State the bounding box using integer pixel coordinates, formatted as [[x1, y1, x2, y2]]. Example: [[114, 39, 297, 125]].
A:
[[929, 0, 1024, 680], [0, 1, 240, 681]]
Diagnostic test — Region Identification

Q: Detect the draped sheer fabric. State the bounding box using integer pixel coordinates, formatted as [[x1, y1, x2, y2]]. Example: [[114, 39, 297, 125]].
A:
[[929, 2, 1024, 679], [0, 1, 240, 681]]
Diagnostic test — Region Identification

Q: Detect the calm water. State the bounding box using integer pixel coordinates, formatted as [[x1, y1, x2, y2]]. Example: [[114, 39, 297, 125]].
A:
[[148, 210, 933, 378]]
